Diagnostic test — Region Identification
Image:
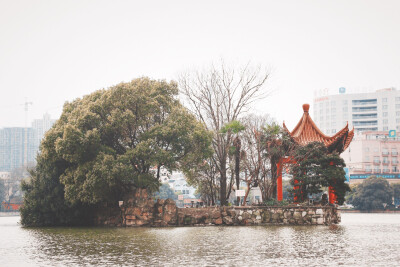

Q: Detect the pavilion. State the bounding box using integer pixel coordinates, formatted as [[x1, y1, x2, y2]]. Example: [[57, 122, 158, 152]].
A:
[[277, 103, 354, 203]]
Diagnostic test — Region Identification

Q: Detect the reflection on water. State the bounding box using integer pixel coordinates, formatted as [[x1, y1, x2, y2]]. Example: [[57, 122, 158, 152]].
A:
[[0, 213, 399, 266]]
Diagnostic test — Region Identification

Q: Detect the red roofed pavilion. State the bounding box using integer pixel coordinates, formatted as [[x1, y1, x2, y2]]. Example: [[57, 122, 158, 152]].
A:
[[283, 104, 354, 153], [277, 103, 354, 203]]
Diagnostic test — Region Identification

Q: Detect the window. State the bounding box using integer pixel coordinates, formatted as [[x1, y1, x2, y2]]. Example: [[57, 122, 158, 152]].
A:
[[383, 119, 388, 124], [343, 107, 348, 112], [397, 104, 400, 109], [331, 101, 336, 106], [382, 157, 389, 163], [319, 103, 323, 108], [397, 111, 400, 116], [365, 147, 370, 152], [365, 156, 370, 161], [393, 166, 398, 172], [383, 112, 388, 117], [331, 108, 336, 113], [392, 158, 398, 164], [382, 148, 388, 155], [374, 147, 379, 152], [326, 109, 330, 113], [383, 105, 388, 110], [326, 116, 330, 121], [331, 115, 336, 120], [331, 129, 336, 133], [396, 97, 400, 101], [365, 165, 372, 172], [382, 98, 387, 102], [383, 168, 390, 173], [392, 148, 398, 155], [331, 122, 336, 127], [374, 166, 380, 173], [397, 118, 400, 123], [343, 100, 348, 105], [373, 156, 380, 163], [383, 126, 388, 131]]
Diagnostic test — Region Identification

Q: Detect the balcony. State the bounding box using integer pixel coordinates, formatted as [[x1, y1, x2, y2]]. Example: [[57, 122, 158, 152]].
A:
[[382, 151, 389, 155], [392, 152, 398, 156], [373, 160, 381, 165], [382, 162, 390, 166]]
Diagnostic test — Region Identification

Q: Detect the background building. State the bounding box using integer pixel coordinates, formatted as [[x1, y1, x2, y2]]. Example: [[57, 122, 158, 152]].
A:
[[342, 131, 400, 184], [313, 87, 400, 135], [0, 113, 56, 172], [32, 113, 56, 154], [0, 127, 35, 172]]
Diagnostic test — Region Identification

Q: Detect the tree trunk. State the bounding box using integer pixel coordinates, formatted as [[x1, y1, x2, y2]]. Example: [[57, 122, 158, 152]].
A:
[[271, 157, 278, 199], [234, 137, 241, 205], [220, 161, 227, 206]]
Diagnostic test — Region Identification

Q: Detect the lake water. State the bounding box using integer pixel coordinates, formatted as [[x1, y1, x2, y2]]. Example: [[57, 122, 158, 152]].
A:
[[0, 213, 399, 266]]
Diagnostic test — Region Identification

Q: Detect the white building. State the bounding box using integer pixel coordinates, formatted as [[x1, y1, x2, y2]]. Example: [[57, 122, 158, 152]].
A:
[[313, 87, 400, 135]]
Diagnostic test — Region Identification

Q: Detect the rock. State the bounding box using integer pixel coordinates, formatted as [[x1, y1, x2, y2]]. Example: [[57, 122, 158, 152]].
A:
[[317, 217, 324, 225], [293, 211, 302, 220], [316, 209, 323, 215], [239, 210, 244, 215], [256, 215, 261, 220], [242, 212, 250, 220], [223, 216, 233, 225], [211, 210, 221, 219], [248, 210, 253, 215], [214, 218, 223, 225], [253, 210, 260, 216], [302, 211, 307, 217], [263, 211, 271, 222], [238, 216, 243, 221], [272, 213, 280, 221]]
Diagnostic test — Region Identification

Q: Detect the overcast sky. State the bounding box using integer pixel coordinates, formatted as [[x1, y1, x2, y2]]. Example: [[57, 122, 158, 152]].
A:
[[1, 0, 400, 129]]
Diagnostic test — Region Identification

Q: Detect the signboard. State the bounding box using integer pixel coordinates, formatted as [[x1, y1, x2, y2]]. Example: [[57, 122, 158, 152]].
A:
[[389, 130, 396, 138], [118, 201, 124, 207], [235, 190, 245, 197], [178, 194, 184, 201], [350, 174, 400, 179], [339, 87, 346, 94]]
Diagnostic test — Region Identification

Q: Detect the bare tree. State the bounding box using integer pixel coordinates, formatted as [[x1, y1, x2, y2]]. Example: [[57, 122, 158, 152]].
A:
[[241, 114, 274, 203], [179, 61, 270, 205]]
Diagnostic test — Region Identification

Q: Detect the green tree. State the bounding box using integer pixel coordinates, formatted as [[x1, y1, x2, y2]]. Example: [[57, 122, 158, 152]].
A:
[[21, 77, 212, 226], [351, 177, 393, 210], [290, 142, 350, 205], [262, 122, 296, 200], [221, 120, 245, 204], [392, 183, 400, 206]]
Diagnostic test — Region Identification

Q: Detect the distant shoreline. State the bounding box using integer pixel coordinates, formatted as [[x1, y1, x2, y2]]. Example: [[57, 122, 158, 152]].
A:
[[340, 209, 400, 213], [0, 212, 20, 217]]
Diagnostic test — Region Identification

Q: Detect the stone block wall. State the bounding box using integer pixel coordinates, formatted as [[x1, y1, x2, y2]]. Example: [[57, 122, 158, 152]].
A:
[[97, 189, 340, 227]]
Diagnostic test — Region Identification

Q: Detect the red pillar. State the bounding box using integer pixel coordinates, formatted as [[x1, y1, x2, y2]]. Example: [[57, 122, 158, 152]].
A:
[[277, 160, 283, 201]]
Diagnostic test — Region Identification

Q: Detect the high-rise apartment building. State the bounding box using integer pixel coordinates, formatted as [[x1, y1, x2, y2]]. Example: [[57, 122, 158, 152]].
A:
[[32, 113, 56, 152], [0, 127, 35, 171], [313, 87, 400, 135], [0, 113, 56, 172]]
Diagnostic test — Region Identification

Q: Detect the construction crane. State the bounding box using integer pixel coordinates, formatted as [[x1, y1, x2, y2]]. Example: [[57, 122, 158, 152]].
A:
[[23, 99, 33, 167]]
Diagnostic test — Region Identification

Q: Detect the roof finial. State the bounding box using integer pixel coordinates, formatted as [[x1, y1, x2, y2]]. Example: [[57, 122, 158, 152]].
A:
[[302, 103, 310, 113]]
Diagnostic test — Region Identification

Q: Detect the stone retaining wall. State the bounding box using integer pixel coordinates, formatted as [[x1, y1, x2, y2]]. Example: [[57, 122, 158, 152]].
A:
[[97, 189, 340, 227]]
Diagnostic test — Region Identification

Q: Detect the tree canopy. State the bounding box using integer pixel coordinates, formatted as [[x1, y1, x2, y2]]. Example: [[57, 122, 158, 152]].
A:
[[290, 142, 350, 205], [349, 177, 393, 210], [21, 77, 212, 226]]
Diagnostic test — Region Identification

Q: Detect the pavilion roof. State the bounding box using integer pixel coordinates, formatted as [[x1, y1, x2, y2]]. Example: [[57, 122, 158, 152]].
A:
[[283, 104, 354, 154]]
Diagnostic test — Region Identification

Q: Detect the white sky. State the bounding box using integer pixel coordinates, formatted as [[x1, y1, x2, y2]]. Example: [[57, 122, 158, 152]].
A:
[[1, 0, 400, 129]]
